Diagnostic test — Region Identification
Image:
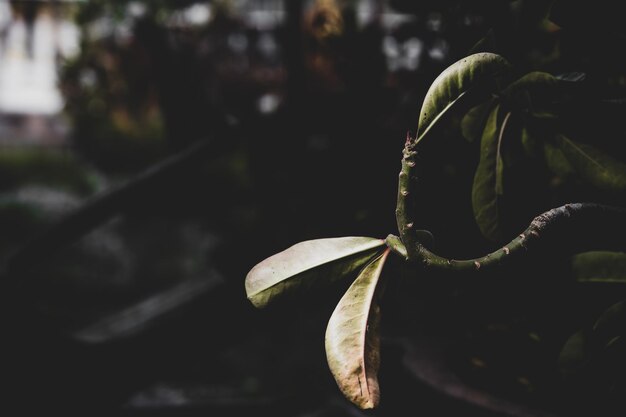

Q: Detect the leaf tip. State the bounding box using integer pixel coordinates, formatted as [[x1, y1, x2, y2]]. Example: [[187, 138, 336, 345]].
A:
[[246, 294, 265, 309], [244, 265, 267, 309], [357, 396, 379, 410]]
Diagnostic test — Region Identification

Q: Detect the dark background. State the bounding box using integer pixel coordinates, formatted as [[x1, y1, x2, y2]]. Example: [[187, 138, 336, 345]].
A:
[[0, 1, 624, 416]]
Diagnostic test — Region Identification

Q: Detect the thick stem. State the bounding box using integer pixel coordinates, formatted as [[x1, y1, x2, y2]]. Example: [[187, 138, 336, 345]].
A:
[[396, 132, 420, 260], [387, 203, 626, 272]]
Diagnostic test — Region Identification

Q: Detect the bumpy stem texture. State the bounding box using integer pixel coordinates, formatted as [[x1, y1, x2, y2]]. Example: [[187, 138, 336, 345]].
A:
[[396, 133, 421, 260], [387, 203, 626, 272]]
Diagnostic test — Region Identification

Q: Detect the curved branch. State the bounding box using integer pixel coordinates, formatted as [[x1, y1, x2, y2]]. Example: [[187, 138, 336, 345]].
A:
[[387, 203, 626, 272]]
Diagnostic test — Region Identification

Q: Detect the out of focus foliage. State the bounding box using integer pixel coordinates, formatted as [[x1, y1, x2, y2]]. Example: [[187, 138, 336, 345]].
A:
[[0, 0, 625, 415]]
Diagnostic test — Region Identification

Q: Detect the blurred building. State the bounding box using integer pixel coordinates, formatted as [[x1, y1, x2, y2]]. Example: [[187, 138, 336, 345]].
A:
[[0, 0, 79, 145]]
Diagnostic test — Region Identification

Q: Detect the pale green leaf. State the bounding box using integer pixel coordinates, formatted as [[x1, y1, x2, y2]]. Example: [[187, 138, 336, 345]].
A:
[[325, 249, 390, 409], [555, 134, 626, 193], [572, 251, 626, 284], [416, 53, 512, 143], [245, 237, 385, 308]]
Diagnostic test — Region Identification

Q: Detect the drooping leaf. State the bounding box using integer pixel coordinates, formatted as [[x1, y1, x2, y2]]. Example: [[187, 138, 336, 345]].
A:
[[416, 53, 512, 143], [472, 104, 511, 241], [572, 251, 626, 284], [325, 249, 389, 409], [555, 134, 626, 193], [245, 237, 385, 308], [461, 99, 496, 143]]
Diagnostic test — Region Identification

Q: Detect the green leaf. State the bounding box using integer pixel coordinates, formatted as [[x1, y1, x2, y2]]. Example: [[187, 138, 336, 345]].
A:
[[416, 53, 512, 143], [501, 72, 560, 112], [555, 134, 626, 193], [461, 99, 496, 143], [521, 127, 540, 157], [572, 251, 626, 284], [245, 237, 385, 308], [472, 104, 513, 241], [517, 110, 572, 177], [543, 138, 575, 177], [325, 249, 389, 409]]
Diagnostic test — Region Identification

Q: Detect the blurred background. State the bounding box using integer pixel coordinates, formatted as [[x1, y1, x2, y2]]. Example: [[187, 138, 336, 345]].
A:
[[0, 1, 624, 416]]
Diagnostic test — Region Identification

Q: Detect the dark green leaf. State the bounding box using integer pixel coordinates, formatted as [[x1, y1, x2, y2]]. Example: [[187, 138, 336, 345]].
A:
[[572, 251, 626, 284], [521, 127, 540, 158], [501, 72, 561, 112], [461, 99, 496, 143], [416, 53, 512, 143], [543, 139, 575, 177], [325, 250, 389, 409], [245, 237, 385, 308], [555, 134, 626, 193], [472, 105, 513, 241]]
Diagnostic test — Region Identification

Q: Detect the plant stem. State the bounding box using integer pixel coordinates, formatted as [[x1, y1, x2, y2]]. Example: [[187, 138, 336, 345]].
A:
[[396, 132, 421, 260], [387, 203, 626, 272]]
